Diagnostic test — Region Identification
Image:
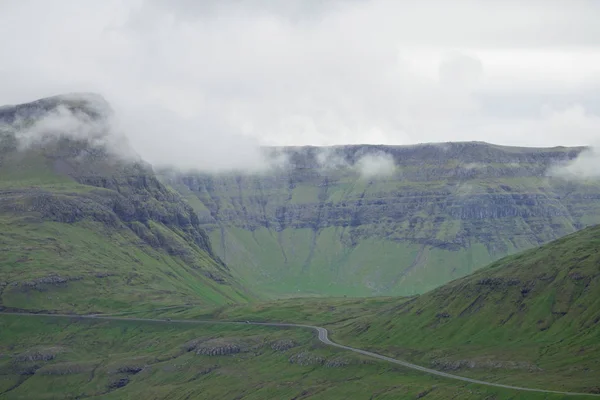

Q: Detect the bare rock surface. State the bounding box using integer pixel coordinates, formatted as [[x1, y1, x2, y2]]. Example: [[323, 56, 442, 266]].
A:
[[288, 351, 324, 366], [195, 339, 242, 356]]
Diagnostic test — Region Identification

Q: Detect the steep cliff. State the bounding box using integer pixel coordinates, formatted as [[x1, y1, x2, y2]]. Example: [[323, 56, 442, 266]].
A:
[[163, 143, 600, 297], [0, 94, 251, 312]]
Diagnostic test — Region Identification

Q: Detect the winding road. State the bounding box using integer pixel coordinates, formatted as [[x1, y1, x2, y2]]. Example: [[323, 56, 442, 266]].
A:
[[1, 311, 598, 397]]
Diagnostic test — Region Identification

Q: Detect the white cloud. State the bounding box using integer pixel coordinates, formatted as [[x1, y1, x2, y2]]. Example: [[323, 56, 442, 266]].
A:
[[548, 148, 600, 179], [477, 104, 600, 147], [114, 102, 282, 172], [314, 147, 397, 178], [0, 0, 599, 172], [316, 147, 349, 170], [355, 152, 396, 178], [16, 105, 105, 148], [2, 94, 136, 160]]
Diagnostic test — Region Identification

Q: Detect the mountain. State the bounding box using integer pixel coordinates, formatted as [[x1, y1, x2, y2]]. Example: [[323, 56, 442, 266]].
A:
[[0, 94, 251, 313], [7, 224, 599, 399], [337, 221, 600, 342], [1, 92, 597, 396], [333, 223, 600, 393], [219, 224, 600, 394], [162, 143, 600, 298]]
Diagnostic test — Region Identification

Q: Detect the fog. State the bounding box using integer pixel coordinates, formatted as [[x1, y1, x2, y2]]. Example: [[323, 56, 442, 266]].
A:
[[548, 147, 600, 179], [115, 104, 278, 172], [313, 147, 397, 178], [355, 152, 397, 179], [1, 1, 600, 173], [316, 147, 349, 171], [0, 94, 134, 161]]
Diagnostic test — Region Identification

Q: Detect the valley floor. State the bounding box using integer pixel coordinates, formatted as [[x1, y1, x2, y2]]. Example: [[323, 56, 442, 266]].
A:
[[0, 310, 596, 399]]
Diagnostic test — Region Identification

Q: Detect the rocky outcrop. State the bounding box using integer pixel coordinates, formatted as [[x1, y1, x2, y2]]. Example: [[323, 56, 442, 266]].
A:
[[195, 339, 242, 356], [431, 358, 542, 372], [182, 337, 208, 352], [324, 357, 350, 368], [288, 351, 324, 366], [12, 364, 42, 376], [108, 377, 130, 389], [116, 365, 144, 375], [271, 339, 297, 352], [13, 347, 63, 362]]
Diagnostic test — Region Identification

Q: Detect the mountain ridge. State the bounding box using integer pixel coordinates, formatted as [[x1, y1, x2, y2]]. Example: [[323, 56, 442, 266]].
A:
[[0, 93, 252, 312], [3, 93, 600, 306], [163, 140, 600, 297], [0, 93, 599, 397]]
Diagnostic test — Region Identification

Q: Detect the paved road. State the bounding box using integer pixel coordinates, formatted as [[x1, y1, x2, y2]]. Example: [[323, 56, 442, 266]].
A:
[[1, 311, 598, 397]]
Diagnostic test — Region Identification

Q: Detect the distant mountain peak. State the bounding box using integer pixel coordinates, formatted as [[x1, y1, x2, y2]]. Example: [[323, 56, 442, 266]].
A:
[[0, 93, 141, 168], [0, 92, 112, 125]]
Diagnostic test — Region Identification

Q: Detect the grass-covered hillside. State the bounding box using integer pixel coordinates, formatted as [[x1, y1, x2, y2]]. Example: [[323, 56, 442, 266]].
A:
[[333, 223, 600, 393], [0, 94, 251, 313], [215, 224, 600, 394], [0, 314, 579, 400], [1, 225, 599, 398], [164, 143, 600, 298]]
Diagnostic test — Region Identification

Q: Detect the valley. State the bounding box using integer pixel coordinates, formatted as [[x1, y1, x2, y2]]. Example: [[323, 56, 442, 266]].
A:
[[0, 94, 599, 399], [2, 1, 600, 398], [1, 313, 570, 400], [213, 224, 600, 395], [163, 143, 600, 297]]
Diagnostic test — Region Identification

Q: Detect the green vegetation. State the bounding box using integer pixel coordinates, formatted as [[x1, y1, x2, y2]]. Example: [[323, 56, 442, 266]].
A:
[[207, 225, 600, 395], [0, 314, 582, 399], [164, 143, 600, 298], [0, 213, 248, 313], [0, 98, 252, 313], [1, 95, 598, 398]]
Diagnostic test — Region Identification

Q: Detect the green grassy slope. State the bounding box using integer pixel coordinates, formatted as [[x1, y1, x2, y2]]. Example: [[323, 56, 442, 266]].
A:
[[215, 225, 600, 394], [0, 95, 252, 313], [164, 143, 600, 298], [0, 211, 249, 313], [336, 223, 600, 343], [333, 225, 600, 393], [0, 314, 578, 399]]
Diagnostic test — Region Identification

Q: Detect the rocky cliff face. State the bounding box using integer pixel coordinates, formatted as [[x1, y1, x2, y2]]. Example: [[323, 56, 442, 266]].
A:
[[0, 94, 248, 311], [1, 94, 219, 262], [163, 143, 600, 297]]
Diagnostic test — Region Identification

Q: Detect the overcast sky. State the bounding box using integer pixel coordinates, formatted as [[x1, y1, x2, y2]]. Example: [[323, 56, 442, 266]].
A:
[[1, 0, 599, 169]]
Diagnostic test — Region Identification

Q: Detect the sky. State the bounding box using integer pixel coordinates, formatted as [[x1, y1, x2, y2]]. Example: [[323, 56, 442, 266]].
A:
[[1, 0, 599, 170]]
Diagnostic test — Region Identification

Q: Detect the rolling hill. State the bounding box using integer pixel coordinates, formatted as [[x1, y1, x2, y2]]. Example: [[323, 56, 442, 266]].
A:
[[334, 223, 600, 393], [220, 224, 600, 394]]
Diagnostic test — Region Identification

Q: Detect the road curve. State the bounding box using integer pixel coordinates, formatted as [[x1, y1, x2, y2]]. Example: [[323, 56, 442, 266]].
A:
[[1, 311, 598, 397]]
